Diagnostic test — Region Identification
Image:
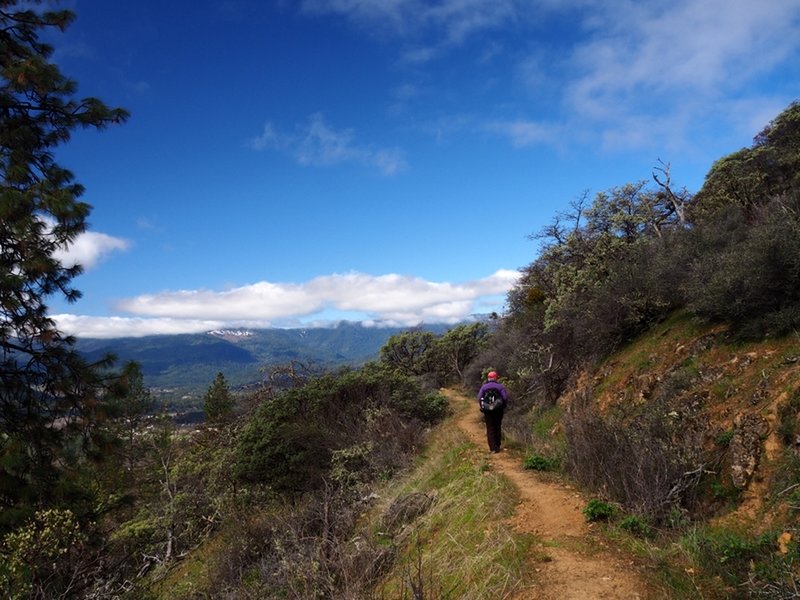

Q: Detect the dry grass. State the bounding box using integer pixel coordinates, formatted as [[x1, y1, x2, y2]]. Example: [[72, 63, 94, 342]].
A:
[[369, 414, 535, 599]]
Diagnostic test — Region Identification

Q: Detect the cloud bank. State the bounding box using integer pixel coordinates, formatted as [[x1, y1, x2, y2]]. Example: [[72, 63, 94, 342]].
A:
[[55, 269, 520, 338]]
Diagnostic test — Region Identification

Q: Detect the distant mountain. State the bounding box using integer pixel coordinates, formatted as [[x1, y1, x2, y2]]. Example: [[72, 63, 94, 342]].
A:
[[77, 322, 450, 402]]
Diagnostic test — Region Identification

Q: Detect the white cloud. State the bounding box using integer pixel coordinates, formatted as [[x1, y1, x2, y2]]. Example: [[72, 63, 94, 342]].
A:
[[51, 227, 130, 269], [250, 113, 407, 175], [248, 122, 282, 152], [301, 0, 413, 35], [53, 315, 229, 338], [561, 0, 800, 149], [118, 281, 321, 320], [425, 0, 519, 46], [119, 269, 519, 320], [58, 269, 520, 338]]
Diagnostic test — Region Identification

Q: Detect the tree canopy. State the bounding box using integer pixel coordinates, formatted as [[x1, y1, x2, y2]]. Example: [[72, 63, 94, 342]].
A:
[[203, 371, 234, 424], [0, 0, 128, 531], [693, 101, 800, 220]]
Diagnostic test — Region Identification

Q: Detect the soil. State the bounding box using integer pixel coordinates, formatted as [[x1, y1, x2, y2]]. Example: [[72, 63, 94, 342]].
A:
[[445, 389, 651, 599]]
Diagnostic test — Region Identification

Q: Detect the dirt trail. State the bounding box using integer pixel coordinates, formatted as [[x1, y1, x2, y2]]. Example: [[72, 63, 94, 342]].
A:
[[445, 389, 649, 600]]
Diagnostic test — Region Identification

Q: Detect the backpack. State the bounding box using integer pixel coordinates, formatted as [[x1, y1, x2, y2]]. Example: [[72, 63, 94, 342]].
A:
[[480, 388, 503, 412]]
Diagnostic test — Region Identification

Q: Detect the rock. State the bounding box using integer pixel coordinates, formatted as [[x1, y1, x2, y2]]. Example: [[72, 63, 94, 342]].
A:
[[779, 532, 792, 554], [690, 333, 717, 355], [730, 413, 770, 489]]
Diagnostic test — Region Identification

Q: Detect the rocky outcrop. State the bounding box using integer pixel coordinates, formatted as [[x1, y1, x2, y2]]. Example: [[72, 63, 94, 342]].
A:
[[730, 413, 770, 489]]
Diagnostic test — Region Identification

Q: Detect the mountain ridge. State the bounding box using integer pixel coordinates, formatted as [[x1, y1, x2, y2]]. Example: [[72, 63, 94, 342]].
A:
[[76, 321, 454, 399]]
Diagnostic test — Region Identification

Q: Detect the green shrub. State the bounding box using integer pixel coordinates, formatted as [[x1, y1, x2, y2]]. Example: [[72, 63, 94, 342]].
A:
[[0, 509, 88, 600], [685, 197, 800, 340], [583, 499, 615, 522], [684, 525, 777, 588], [710, 482, 725, 500], [523, 454, 559, 472], [693, 101, 800, 220], [415, 392, 450, 423], [747, 553, 800, 598], [235, 367, 441, 495], [235, 403, 330, 494], [618, 514, 653, 537], [708, 480, 739, 502], [714, 429, 734, 447]]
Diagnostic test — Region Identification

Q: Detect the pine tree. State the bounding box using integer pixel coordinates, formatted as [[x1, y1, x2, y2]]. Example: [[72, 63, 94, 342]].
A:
[[111, 361, 155, 471], [0, 1, 128, 531], [203, 372, 234, 424]]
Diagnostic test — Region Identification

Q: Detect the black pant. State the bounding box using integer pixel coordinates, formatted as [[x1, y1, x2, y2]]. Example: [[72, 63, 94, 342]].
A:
[[484, 408, 504, 452]]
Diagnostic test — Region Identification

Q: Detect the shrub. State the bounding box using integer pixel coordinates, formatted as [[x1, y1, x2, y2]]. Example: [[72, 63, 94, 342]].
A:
[[583, 499, 615, 522], [235, 399, 330, 494], [413, 391, 451, 423], [693, 101, 800, 220], [523, 454, 559, 472], [571, 234, 687, 357], [685, 197, 800, 340], [715, 429, 734, 447], [618, 514, 653, 537], [684, 525, 778, 589], [235, 367, 443, 495], [708, 479, 740, 503], [207, 493, 387, 599], [564, 389, 709, 523], [0, 509, 88, 599], [747, 554, 800, 599]]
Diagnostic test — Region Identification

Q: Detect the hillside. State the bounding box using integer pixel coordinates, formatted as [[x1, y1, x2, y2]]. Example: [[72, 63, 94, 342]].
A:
[[358, 320, 799, 599], [76, 322, 450, 399], [341, 319, 800, 599], [578, 312, 799, 512], [9, 312, 797, 598], [148, 390, 648, 599], [512, 314, 800, 597], [141, 313, 799, 599]]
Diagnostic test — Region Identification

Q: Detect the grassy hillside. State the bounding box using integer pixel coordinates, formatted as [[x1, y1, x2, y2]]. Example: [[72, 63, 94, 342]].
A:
[[147, 396, 535, 600], [139, 306, 799, 599], [21, 314, 795, 598]]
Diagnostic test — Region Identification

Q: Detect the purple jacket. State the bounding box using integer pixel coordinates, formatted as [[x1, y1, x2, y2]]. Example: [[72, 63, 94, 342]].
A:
[[477, 381, 509, 406]]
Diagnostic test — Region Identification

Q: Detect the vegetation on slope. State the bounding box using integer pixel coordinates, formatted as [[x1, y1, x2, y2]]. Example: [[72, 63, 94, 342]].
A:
[[474, 100, 800, 598]]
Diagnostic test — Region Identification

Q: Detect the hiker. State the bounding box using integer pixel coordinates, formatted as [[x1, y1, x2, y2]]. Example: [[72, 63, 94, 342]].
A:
[[477, 371, 509, 453]]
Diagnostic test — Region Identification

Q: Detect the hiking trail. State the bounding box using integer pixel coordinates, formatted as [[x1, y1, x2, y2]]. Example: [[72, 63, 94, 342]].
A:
[[445, 389, 650, 600]]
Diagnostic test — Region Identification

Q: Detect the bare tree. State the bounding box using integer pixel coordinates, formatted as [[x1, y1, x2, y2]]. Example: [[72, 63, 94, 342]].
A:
[[652, 159, 691, 226]]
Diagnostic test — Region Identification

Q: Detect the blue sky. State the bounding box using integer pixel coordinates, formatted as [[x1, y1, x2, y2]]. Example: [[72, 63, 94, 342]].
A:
[[45, 0, 800, 338]]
